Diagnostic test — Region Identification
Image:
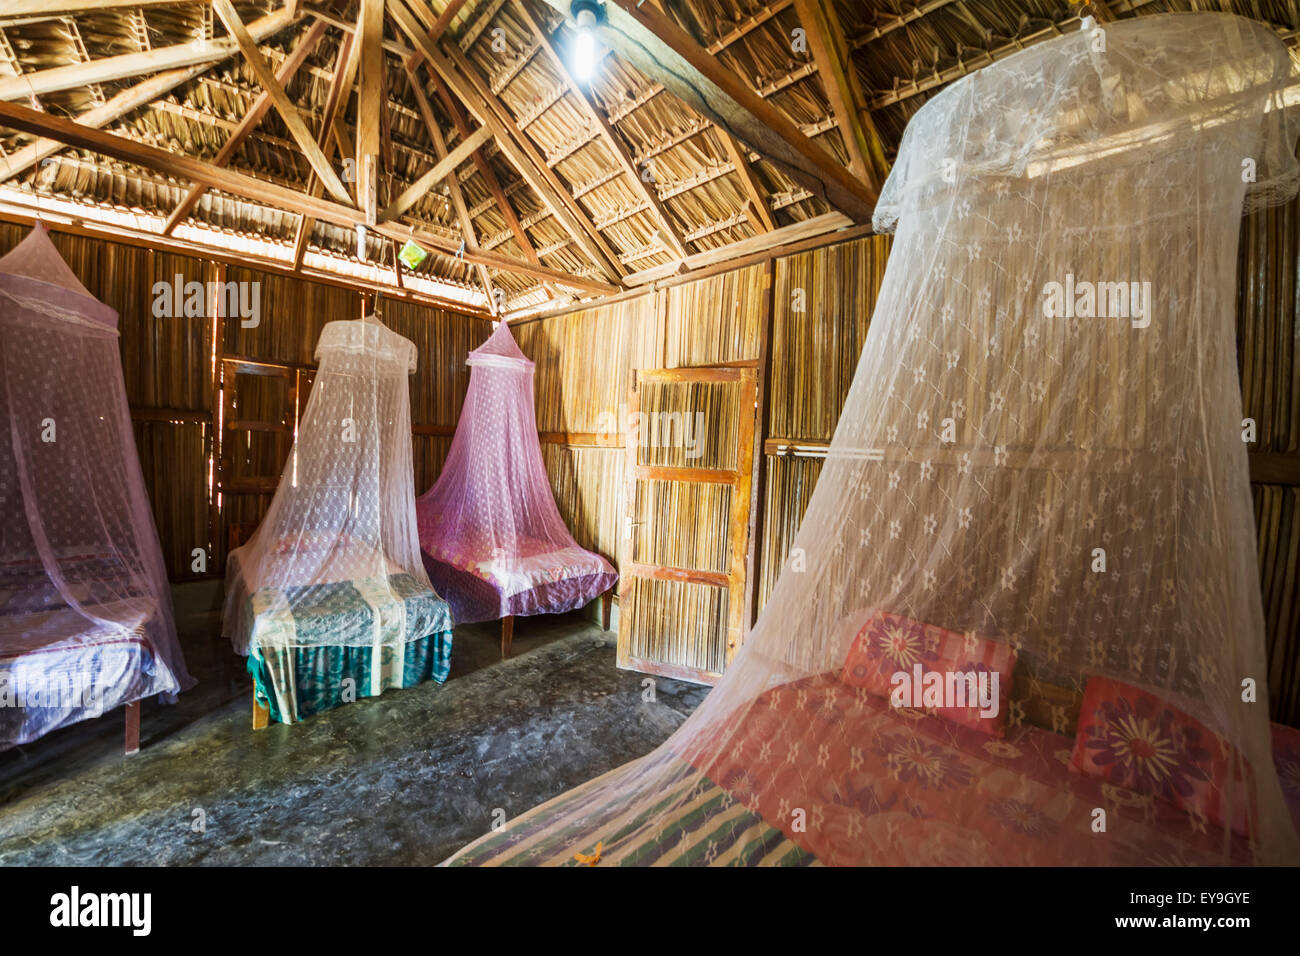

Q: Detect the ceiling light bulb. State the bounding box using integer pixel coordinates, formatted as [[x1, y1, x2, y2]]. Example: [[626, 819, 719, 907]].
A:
[[573, 8, 598, 82]]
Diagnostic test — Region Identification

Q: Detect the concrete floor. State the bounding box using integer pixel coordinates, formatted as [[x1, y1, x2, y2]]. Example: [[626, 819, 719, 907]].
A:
[[0, 583, 707, 865]]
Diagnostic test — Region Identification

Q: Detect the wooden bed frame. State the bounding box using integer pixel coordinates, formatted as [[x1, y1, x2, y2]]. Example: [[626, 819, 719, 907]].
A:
[[498, 589, 614, 659]]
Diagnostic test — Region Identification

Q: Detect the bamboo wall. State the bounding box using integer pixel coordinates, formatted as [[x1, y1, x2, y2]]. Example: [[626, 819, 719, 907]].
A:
[[0, 222, 484, 581]]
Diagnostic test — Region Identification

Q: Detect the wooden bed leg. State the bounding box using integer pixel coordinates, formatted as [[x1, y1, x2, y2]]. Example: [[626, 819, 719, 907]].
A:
[[252, 696, 270, 731], [601, 591, 612, 632], [124, 701, 140, 756], [501, 616, 514, 660]]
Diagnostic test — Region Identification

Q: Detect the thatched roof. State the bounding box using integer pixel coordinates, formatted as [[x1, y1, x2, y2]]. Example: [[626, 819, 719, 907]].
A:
[[0, 0, 1294, 316]]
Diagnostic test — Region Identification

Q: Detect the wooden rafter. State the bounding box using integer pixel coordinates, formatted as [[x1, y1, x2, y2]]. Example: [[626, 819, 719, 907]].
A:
[[387, 0, 624, 283], [294, 25, 359, 268], [212, 0, 353, 205], [793, 0, 886, 191], [379, 123, 491, 223], [719, 130, 775, 232], [0, 96, 616, 295], [163, 19, 328, 235], [431, 72, 543, 268], [539, 0, 875, 222], [0, 60, 217, 182], [625, 211, 850, 286], [0, 7, 296, 101], [403, 59, 498, 311], [515, 0, 688, 261]]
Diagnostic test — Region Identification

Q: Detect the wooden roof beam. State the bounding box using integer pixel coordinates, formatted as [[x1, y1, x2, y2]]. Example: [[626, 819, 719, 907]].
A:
[[0, 97, 616, 295], [541, 0, 875, 222], [0, 7, 296, 101], [354, 0, 385, 223], [402, 59, 499, 311], [719, 130, 775, 231], [793, 0, 886, 190], [379, 123, 491, 222], [164, 19, 327, 235], [212, 0, 352, 205], [0, 59, 220, 183], [626, 210, 850, 286], [426, 69, 545, 268], [293, 24, 359, 268]]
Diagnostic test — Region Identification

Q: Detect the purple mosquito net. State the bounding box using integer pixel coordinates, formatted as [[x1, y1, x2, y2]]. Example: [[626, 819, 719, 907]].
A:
[[416, 321, 616, 623], [0, 224, 193, 747]]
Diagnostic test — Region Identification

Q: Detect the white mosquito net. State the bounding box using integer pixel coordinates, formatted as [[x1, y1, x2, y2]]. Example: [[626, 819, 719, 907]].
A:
[[0, 224, 193, 747], [416, 321, 616, 624], [445, 13, 1300, 866], [223, 317, 448, 657]]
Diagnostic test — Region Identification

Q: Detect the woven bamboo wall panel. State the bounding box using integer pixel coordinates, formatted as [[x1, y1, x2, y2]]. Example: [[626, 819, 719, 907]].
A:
[[1238, 201, 1299, 454], [383, 299, 487, 427], [1254, 484, 1300, 726], [769, 236, 890, 441], [515, 295, 651, 433], [632, 479, 732, 573], [652, 264, 767, 368], [758, 454, 825, 608], [222, 267, 358, 364], [132, 420, 211, 579], [623, 577, 728, 675], [636, 379, 741, 471], [541, 444, 623, 561]]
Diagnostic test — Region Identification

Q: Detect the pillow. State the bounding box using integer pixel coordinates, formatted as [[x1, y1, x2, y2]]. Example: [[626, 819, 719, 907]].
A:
[[839, 610, 1016, 736], [1069, 676, 1254, 836]]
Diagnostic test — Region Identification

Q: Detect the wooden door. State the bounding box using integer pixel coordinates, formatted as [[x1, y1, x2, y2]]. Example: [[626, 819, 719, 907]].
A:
[[618, 366, 759, 685], [216, 358, 312, 554]]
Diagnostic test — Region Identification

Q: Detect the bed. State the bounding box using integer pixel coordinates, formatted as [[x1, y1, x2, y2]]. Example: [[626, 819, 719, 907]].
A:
[[225, 542, 453, 726], [421, 537, 615, 655], [445, 672, 1300, 866], [0, 553, 168, 751]]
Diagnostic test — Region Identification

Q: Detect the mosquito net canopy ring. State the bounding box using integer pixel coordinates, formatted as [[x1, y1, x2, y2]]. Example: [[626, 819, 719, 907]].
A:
[[416, 321, 616, 624], [445, 13, 1300, 866], [0, 224, 193, 747], [223, 317, 452, 722]]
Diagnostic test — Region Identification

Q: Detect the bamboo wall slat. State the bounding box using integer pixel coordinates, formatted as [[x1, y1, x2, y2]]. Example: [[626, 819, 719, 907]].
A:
[[514, 296, 650, 433], [623, 577, 728, 675], [222, 267, 357, 365], [769, 236, 889, 440], [653, 264, 767, 369], [132, 421, 211, 579], [1238, 200, 1299, 454], [541, 443, 623, 561]]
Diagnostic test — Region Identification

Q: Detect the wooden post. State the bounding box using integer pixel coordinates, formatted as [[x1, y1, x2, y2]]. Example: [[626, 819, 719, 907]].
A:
[[501, 615, 515, 659], [252, 696, 270, 730], [601, 590, 613, 631], [124, 701, 140, 755]]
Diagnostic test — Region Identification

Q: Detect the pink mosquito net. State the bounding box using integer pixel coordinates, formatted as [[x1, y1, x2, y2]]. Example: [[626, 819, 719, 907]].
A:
[[416, 321, 616, 624], [0, 224, 193, 748], [445, 13, 1300, 866]]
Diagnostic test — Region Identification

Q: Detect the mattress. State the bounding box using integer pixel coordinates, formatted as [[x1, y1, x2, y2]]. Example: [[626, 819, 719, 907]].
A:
[[446, 674, 1300, 866], [421, 539, 616, 625], [238, 573, 454, 725], [0, 596, 160, 748]]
